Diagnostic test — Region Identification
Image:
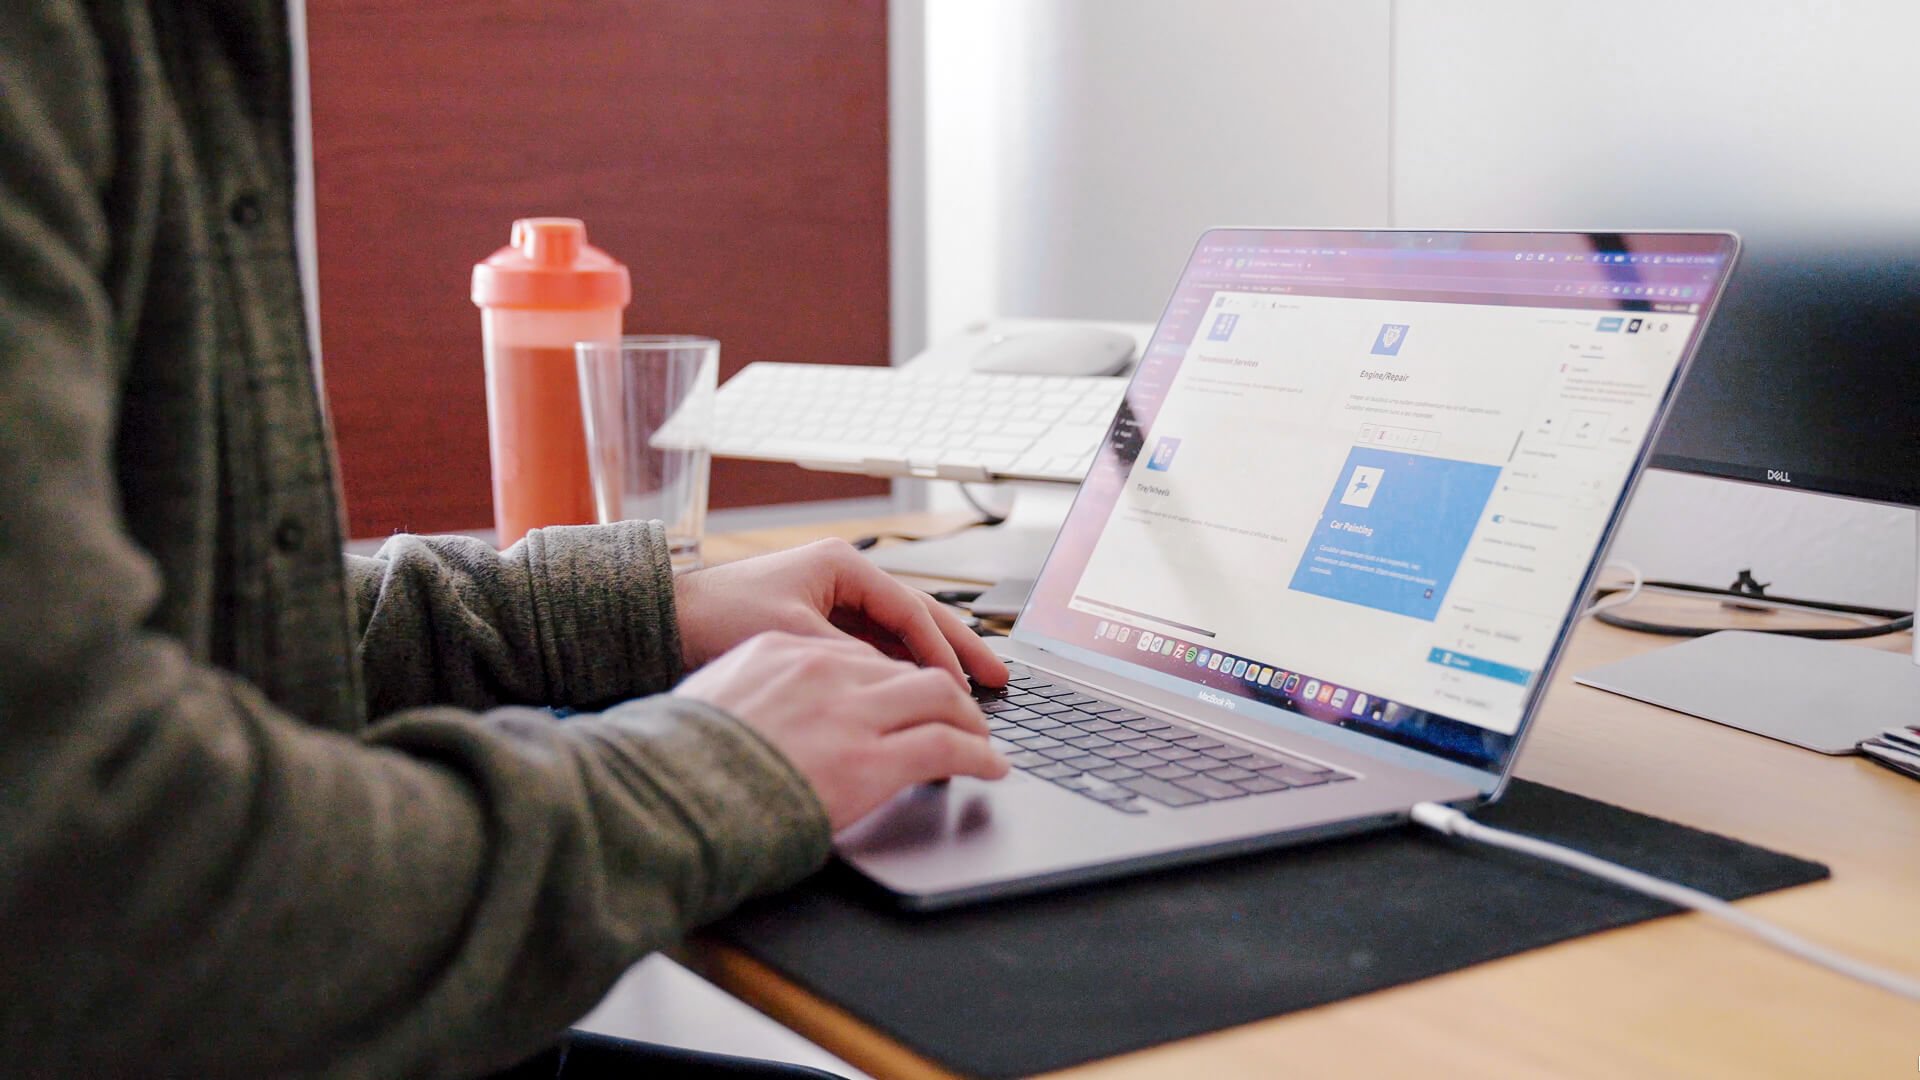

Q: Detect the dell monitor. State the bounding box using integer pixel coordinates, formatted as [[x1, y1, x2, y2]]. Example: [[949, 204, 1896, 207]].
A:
[[1578, 244, 1920, 751]]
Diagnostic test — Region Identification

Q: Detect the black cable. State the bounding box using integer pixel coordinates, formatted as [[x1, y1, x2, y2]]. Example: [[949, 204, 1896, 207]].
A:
[[956, 483, 1009, 526], [848, 483, 1008, 552], [1591, 577, 1912, 640], [929, 588, 984, 606], [848, 531, 925, 551], [848, 517, 998, 552]]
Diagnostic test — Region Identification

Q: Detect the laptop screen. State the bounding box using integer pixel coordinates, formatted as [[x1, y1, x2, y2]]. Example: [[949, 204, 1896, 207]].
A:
[[1015, 229, 1738, 774]]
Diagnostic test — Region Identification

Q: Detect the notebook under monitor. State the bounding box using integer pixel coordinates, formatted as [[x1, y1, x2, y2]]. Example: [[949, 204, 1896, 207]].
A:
[[838, 228, 1741, 909]]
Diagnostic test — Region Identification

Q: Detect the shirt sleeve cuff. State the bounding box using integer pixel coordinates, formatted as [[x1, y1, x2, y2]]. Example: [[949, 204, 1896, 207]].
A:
[[520, 520, 685, 708], [589, 695, 835, 921]]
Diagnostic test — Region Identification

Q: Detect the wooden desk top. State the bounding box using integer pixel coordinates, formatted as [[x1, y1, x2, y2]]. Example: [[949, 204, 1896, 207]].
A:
[[692, 514, 1920, 1078]]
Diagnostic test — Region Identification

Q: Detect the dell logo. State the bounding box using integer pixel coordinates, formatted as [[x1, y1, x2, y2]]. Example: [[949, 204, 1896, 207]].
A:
[[1198, 690, 1237, 711], [1766, 469, 1793, 484]]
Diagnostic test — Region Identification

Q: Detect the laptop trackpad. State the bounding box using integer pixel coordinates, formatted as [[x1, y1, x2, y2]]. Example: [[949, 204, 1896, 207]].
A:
[[832, 770, 1216, 900], [834, 781, 1004, 856]]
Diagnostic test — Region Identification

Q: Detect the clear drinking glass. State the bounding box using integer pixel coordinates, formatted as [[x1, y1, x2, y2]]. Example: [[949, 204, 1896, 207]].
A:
[[576, 335, 718, 572]]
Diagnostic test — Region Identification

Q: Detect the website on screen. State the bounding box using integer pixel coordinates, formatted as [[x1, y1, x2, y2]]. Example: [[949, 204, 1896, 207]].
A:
[[1018, 232, 1732, 769]]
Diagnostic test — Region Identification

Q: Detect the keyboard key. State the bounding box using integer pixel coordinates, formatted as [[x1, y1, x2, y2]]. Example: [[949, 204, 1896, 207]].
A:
[[993, 707, 1040, 722], [1065, 735, 1115, 751], [1118, 716, 1168, 731], [1128, 737, 1172, 751], [1032, 686, 1077, 699], [1030, 702, 1075, 716], [1091, 765, 1142, 781], [1108, 711, 1147, 724], [1114, 752, 1161, 768], [1267, 766, 1331, 786], [1030, 762, 1079, 780], [1055, 774, 1093, 791], [1117, 775, 1207, 808], [1173, 775, 1248, 800], [1144, 762, 1195, 780], [1183, 738, 1227, 752], [972, 433, 1037, 453], [1076, 702, 1123, 715], [1006, 751, 1050, 769], [1235, 774, 1288, 793], [1057, 694, 1099, 707], [1147, 747, 1201, 762], [1085, 785, 1136, 804], [1019, 735, 1064, 750], [1017, 717, 1067, 732], [1089, 744, 1138, 760], [1007, 692, 1049, 707], [1038, 745, 1085, 761], [1108, 798, 1149, 814], [1062, 753, 1106, 769], [1077, 720, 1122, 735], [980, 699, 1019, 714], [1203, 766, 1258, 783], [1108, 729, 1156, 744]]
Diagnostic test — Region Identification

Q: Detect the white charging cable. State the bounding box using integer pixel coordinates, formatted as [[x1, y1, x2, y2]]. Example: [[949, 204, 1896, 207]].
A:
[[1581, 559, 1644, 619], [1409, 802, 1920, 1002]]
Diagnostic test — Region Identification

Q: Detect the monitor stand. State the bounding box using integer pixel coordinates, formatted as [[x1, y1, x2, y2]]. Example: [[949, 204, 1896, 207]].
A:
[[865, 482, 1076, 588], [1575, 520, 1920, 754]]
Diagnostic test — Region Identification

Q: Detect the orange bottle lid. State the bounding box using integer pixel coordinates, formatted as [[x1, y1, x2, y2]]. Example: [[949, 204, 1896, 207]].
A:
[[472, 218, 631, 310]]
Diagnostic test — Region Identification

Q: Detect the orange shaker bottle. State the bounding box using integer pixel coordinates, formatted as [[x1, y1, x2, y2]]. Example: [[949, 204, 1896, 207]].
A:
[[471, 218, 631, 547]]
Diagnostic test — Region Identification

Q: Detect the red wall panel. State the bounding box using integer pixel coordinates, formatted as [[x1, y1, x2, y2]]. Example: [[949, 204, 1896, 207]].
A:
[[308, 1, 890, 536]]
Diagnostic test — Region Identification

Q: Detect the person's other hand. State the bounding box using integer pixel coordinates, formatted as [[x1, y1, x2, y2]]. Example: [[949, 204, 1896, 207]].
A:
[[674, 538, 1007, 689], [673, 632, 1009, 829]]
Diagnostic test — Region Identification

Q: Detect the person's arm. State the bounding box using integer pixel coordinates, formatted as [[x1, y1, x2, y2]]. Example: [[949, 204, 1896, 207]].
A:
[[0, 11, 824, 1076], [342, 511, 1010, 723], [344, 523, 684, 719]]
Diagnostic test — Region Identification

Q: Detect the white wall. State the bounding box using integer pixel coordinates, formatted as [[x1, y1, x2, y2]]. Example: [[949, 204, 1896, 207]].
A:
[[916, 0, 1918, 606], [924, 0, 1392, 339], [986, 0, 1393, 321], [1390, 0, 1920, 240]]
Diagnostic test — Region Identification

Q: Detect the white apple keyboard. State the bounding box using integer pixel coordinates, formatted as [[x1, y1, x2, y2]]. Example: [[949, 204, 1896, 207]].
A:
[[709, 362, 1127, 483]]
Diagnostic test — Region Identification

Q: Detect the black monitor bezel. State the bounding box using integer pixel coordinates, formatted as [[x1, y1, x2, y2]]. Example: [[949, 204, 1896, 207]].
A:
[[1646, 246, 1920, 510]]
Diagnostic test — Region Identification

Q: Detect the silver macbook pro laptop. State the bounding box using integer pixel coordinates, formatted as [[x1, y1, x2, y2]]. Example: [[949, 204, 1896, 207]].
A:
[[840, 228, 1740, 909]]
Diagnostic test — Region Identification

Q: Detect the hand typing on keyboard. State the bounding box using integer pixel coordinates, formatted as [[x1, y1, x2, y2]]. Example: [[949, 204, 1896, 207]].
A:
[[676, 633, 1008, 829], [673, 537, 1007, 689], [668, 538, 1011, 829]]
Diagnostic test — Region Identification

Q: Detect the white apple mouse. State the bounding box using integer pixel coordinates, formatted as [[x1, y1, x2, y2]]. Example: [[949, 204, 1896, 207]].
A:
[[969, 326, 1135, 377]]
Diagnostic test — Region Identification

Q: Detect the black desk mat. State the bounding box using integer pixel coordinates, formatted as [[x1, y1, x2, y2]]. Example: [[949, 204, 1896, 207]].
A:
[[712, 781, 1827, 1078]]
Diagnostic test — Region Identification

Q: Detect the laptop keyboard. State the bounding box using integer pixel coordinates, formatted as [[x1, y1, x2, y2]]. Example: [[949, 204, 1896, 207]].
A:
[[974, 664, 1355, 814]]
